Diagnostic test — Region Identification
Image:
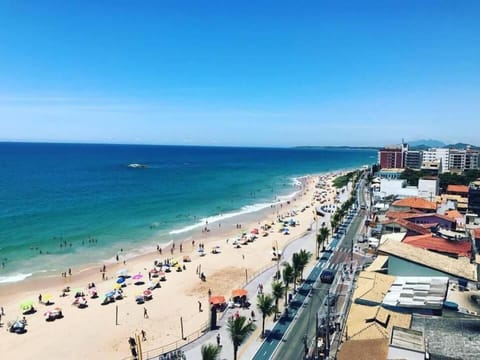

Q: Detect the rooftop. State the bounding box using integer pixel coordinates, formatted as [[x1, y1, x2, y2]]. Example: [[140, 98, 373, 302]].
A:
[[447, 184, 469, 194], [378, 240, 477, 281], [382, 276, 448, 310], [403, 234, 472, 257], [365, 255, 389, 273], [411, 315, 480, 360], [390, 326, 425, 353], [354, 271, 396, 304], [382, 218, 430, 235], [337, 339, 389, 360], [392, 197, 437, 211], [445, 210, 463, 220]]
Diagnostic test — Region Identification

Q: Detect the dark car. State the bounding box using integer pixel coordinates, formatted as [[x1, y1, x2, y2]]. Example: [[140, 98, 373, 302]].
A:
[[320, 269, 335, 284]]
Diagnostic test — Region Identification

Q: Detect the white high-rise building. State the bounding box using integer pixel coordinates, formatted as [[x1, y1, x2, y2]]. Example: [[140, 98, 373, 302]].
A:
[[422, 148, 450, 173]]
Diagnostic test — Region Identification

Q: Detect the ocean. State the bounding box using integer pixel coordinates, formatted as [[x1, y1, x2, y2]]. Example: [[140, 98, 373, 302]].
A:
[[0, 142, 376, 283]]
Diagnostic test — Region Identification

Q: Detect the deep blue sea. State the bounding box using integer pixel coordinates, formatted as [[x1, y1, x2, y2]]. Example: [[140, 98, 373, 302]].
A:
[[0, 142, 376, 283]]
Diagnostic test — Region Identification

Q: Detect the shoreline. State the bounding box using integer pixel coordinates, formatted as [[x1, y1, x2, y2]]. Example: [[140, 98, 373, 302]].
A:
[[0, 170, 339, 287], [0, 170, 352, 360]]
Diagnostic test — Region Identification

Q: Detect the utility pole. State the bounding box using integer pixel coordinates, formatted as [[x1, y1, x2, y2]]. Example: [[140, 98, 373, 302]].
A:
[[325, 294, 330, 359], [315, 312, 319, 359]]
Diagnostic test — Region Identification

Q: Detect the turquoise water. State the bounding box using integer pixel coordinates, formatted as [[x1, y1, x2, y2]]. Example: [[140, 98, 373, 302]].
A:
[[0, 143, 376, 282]]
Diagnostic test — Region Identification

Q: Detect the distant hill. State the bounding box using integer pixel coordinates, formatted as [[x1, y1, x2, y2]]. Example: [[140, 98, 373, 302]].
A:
[[408, 139, 446, 148], [444, 142, 480, 150], [293, 146, 380, 150]]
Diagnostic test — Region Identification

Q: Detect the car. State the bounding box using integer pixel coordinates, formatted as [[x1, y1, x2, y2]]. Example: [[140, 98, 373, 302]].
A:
[[320, 269, 335, 284]]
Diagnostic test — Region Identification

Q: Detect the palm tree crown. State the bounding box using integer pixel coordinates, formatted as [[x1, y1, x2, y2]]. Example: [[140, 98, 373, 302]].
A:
[[201, 343, 221, 360], [257, 293, 275, 338], [271, 281, 285, 320], [227, 316, 256, 360]]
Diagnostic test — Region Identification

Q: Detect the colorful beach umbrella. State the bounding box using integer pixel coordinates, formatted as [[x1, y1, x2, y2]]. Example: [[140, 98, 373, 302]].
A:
[[116, 277, 125, 284], [20, 300, 34, 310], [114, 283, 122, 290], [209, 296, 226, 305], [232, 289, 248, 297], [42, 294, 53, 301], [117, 269, 128, 277], [132, 274, 143, 281]]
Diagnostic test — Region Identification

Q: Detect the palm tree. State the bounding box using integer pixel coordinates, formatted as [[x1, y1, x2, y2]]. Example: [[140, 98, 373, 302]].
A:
[[316, 225, 330, 257], [296, 249, 312, 281], [201, 344, 221, 360], [282, 262, 294, 305], [257, 293, 275, 338], [271, 281, 284, 321], [227, 316, 256, 360], [291, 252, 301, 291]]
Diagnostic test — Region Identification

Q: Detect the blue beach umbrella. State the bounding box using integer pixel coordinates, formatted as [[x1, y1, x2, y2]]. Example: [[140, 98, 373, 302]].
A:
[[116, 277, 125, 284], [105, 291, 115, 298]]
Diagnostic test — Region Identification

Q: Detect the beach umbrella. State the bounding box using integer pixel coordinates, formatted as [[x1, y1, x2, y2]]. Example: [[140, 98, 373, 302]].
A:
[[232, 289, 248, 297], [44, 311, 53, 317], [143, 289, 152, 297], [42, 294, 53, 302], [105, 291, 115, 298], [150, 268, 159, 274], [20, 300, 34, 311], [209, 296, 226, 305], [113, 283, 122, 290], [116, 277, 125, 284], [117, 269, 128, 277], [251, 228, 259, 234], [132, 274, 143, 281]]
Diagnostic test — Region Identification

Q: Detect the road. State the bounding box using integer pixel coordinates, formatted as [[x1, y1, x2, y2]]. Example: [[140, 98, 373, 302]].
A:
[[265, 179, 368, 360]]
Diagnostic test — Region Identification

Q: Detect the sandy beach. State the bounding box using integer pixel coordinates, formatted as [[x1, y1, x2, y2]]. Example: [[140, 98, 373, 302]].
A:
[[0, 172, 341, 360]]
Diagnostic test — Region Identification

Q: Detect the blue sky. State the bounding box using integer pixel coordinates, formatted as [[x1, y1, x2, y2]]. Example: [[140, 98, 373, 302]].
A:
[[0, 1, 479, 147]]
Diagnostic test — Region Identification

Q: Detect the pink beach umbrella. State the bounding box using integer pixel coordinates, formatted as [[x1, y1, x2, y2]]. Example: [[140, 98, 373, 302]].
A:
[[251, 228, 259, 234], [132, 274, 143, 281]]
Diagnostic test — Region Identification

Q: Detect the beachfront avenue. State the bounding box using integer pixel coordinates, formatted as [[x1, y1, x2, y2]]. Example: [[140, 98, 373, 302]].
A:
[[257, 174, 368, 360]]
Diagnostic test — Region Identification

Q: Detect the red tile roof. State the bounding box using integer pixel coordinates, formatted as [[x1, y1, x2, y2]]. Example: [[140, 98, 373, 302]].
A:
[[403, 234, 471, 257], [447, 185, 469, 194], [384, 212, 452, 222], [385, 210, 423, 219], [382, 218, 429, 235], [445, 210, 463, 220], [392, 197, 437, 211]]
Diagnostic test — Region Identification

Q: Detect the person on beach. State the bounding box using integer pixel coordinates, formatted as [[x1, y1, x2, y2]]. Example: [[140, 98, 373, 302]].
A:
[[216, 333, 221, 346], [141, 329, 146, 341], [143, 307, 149, 319], [68, 268, 72, 276], [198, 301, 202, 312], [208, 288, 212, 297]]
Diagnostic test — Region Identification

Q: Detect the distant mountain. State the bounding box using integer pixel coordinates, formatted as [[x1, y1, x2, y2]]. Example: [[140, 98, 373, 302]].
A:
[[293, 146, 380, 150], [408, 139, 446, 148], [444, 142, 480, 150]]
